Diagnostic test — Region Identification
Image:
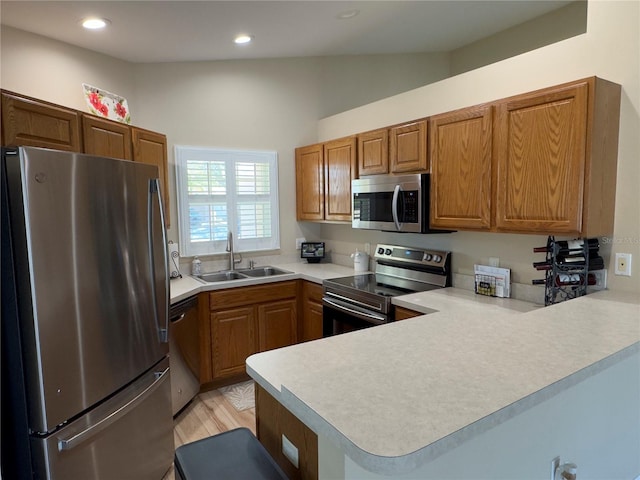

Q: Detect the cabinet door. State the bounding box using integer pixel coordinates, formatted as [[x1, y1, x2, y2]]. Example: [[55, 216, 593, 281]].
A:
[[324, 136, 356, 221], [132, 128, 170, 227], [495, 82, 588, 233], [395, 306, 421, 320], [301, 281, 323, 342], [390, 120, 428, 173], [295, 143, 324, 221], [82, 115, 132, 160], [257, 299, 297, 352], [211, 307, 256, 378], [1, 91, 81, 151], [430, 105, 493, 230], [358, 128, 388, 176]]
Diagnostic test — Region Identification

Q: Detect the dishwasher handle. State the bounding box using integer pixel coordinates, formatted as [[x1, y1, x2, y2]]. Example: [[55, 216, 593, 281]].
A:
[[170, 295, 198, 320]]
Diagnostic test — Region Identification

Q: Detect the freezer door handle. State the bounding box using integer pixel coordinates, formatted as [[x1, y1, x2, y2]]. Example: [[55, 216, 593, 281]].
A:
[[57, 366, 170, 452], [148, 178, 169, 343]]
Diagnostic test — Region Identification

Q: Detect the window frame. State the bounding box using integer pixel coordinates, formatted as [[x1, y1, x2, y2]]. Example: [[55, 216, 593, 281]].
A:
[[175, 145, 280, 257]]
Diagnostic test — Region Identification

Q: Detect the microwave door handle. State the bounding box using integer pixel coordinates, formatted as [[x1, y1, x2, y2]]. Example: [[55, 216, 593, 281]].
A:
[[392, 184, 402, 231]]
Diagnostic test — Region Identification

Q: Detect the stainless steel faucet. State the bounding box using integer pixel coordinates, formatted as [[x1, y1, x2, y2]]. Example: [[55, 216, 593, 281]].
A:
[[226, 231, 242, 270]]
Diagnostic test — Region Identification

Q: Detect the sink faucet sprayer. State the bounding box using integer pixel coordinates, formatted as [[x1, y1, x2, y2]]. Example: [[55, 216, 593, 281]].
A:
[[226, 231, 242, 270]]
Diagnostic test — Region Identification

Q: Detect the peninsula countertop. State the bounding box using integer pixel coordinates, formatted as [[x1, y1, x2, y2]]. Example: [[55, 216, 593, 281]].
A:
[[246, 289, 640, 475]]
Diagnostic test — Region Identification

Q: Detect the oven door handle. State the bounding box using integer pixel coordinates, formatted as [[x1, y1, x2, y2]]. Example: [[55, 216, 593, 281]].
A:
[[325, 291, 383, 312], [392, 184, 402, 231], [323, 298, 387, 325]]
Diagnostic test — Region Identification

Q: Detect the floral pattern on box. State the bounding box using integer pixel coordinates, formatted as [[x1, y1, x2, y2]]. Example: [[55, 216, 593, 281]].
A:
[[82, 83, 131, 124]]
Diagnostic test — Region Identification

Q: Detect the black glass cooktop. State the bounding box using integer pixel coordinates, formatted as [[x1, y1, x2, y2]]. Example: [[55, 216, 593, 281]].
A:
[[325, 273, 441, 298]]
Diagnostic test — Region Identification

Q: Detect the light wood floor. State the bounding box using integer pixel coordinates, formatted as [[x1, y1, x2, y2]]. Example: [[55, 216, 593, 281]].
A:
[[162, 385, 256, 480]]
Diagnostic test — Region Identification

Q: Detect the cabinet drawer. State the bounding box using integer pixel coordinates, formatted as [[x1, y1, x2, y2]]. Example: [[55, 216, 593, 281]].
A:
[[210, 281, 297, 310]]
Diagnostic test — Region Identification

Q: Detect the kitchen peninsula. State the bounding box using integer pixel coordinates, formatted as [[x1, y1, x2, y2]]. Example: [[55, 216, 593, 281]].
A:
[[246, 289, 640, 480]]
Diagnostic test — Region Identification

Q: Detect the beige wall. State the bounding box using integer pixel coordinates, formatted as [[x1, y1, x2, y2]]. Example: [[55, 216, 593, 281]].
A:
[[318, 0, 640, 294], [0, 26, 135, 111], [450, 0, 587, 75]]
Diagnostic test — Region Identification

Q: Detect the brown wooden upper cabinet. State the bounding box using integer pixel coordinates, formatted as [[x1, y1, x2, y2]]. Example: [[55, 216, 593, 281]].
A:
[[295, 143, 324, 221], [1, 90, 171, 228], [494, 78, 620, 236], [429, 77, 621, 236], [390, 119, 428, 173], [82, 114, 132, 160], [357, 128, 389, 175], [296, 136, 356, 222], [132, 128, 170, 226], [1, 91, 82, 152], [429, 104, 493, 230]]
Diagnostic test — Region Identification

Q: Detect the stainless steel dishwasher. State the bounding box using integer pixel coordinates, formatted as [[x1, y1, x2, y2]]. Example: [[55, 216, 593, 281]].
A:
[[169, 295, 200, 415]]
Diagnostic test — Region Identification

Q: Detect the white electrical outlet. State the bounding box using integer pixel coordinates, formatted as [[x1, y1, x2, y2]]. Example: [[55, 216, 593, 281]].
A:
[[615, 253, 632, 276], [295, 237, 306, 249]]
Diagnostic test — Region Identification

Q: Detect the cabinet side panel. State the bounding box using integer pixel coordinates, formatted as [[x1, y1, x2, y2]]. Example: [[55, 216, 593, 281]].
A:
[[582, 77, 621, 237]]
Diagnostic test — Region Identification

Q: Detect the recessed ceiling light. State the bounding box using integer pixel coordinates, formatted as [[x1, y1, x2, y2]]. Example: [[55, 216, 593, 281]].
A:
[[336, 9, 359, 20], [234, 34, 253, 45], [82, 18, 110, 30]]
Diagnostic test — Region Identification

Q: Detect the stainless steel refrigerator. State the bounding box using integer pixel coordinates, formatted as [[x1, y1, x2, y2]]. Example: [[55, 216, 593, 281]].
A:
[[1, 146, 174, 479]]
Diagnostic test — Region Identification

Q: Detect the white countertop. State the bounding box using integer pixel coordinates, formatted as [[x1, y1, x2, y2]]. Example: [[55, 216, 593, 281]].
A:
[[169, 261, 355, 303], [246, 289, 640, 475]]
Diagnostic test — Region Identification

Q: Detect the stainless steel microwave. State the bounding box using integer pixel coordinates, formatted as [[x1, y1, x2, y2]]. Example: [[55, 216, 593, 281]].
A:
[[352, 173, 444, 233]]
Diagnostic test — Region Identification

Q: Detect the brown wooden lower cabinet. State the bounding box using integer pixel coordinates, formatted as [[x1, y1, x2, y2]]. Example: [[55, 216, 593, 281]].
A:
[[204, 281, 298, 384], [300, 281, 324, 342], [255, 383, 318, 480], [395, 306, 422, 320]]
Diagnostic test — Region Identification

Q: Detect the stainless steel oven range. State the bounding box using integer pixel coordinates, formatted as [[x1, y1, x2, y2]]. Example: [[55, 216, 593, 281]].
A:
[[322, 244, 451, 336]]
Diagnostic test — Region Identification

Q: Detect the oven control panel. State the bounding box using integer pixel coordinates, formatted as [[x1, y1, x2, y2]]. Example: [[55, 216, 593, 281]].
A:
[[374, 244, 450, 268]]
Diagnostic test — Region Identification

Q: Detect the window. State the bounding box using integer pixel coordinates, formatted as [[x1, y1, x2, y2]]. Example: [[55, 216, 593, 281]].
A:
[[175, 145, 279, 257]]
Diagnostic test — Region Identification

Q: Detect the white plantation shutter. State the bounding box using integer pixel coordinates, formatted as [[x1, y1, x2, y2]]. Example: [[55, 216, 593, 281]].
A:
[[175, 146, 279, 257]]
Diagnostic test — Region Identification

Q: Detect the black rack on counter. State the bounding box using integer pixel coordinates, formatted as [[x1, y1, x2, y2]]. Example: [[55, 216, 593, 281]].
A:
[[532, 236, 602, 306]]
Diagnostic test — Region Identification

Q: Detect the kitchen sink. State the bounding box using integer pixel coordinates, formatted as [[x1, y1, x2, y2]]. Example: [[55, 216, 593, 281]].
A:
[[195, 266, 292, 283], [198, 271, 247, 282], [237, 266, 291, 277]]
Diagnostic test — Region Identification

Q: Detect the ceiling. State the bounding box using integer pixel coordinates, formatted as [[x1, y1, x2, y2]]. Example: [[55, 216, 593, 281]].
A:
[[0, 1, 573, 64]]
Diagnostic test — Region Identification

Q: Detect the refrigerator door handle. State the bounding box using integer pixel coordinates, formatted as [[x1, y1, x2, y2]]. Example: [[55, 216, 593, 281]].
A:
[[148, 178, 169, 343], [57, 366, 170, 452]]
